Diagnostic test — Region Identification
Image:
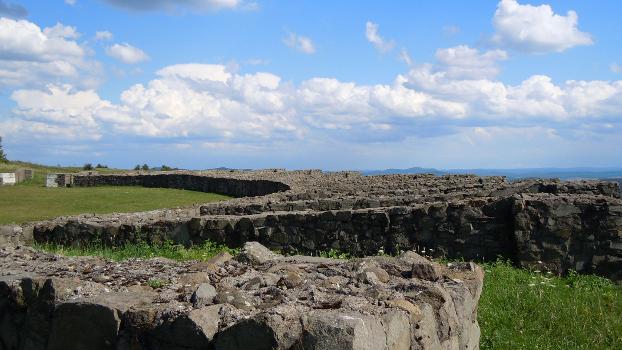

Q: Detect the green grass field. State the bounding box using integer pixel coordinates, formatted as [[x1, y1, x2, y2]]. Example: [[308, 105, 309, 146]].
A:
[[36, 242, 622, 350], [0, 161, 230, 224], [479, 260, 622, 350]]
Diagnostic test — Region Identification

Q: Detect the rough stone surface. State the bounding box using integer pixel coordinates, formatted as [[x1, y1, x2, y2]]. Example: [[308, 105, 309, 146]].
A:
[[0, 242, 483, 349]]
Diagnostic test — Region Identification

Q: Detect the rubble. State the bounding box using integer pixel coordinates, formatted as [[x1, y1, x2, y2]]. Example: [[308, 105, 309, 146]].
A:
[[0, 242, 483, 349]]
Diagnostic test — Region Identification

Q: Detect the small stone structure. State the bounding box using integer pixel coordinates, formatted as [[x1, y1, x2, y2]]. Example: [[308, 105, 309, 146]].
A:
[[14, 168, 33, 183], [45, 173, 73, 188], [0, 172, 15, 186], [0, 242, 484, 349]]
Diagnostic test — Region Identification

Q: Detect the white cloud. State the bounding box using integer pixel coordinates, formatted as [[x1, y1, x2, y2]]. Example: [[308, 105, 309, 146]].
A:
[[283, 32, 315, 54], [491, 0, 593, 53], [0, 18, 100, 89], [365, 21, 394, 53], [43, 23, 80, 39], [65, 0, 76, 5], [435, 45, 508, 79], [7, 61, 622, 149], [106, 43, 149, 64], [0, 18, 83, 61], [611, 63, 622, 74], [95, 30, 113, 41], [398, 48, 412, 66]]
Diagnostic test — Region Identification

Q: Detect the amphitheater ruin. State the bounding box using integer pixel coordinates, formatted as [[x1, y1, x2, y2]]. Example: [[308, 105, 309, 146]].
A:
[[1, 170, 621, 349]]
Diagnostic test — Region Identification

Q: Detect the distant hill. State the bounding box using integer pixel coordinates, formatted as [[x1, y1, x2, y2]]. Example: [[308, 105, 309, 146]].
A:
[[363, 166, 447, 176]]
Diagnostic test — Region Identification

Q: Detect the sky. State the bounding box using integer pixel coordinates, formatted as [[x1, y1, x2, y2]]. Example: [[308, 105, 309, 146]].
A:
[[0, 0, 621, 170]]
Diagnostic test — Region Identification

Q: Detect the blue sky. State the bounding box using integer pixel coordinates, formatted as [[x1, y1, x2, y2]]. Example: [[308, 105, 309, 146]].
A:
[[0, 0, 621, 170]]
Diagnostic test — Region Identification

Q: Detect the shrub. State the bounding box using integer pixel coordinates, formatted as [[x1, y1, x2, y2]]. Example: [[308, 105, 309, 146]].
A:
[[82, 163, 93, 171], [0, 136, 7, 162], [141, 164, 149, 171]]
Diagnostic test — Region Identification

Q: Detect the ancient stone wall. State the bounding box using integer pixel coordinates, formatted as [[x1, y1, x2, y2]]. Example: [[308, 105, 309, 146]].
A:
[[72, 173, 291, 198], [5, 171, 622, 280], [0, 242, 484, 350]]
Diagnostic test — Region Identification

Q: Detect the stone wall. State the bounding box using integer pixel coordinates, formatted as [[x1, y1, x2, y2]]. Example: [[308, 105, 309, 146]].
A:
[[0, 242, 484, 350], [31, 194, 622, 281], [72, 173, 291, 198], [6, 171, 622, 281]]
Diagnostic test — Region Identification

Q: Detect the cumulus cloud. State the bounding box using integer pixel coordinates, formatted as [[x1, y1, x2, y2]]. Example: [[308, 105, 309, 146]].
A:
[[0, 0, 27, 18], [95, 30, 113, 41], [6, 61, 622, 149], [435, 45, 508, 79], [491, 0, 593, 53], [106, 43, 149, 64], [405, 62, 622, 121], [365, 21, 394, 53], [0, 18, 100, 89], [102, 0, 248, 13], [283, 32, 315, 54]]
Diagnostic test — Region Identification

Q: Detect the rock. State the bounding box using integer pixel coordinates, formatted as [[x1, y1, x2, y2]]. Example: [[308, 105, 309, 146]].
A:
[[145, 305, 222, 349], [215, 287, 254, 311], [277, 271, 303, 289], [382, 310, 411, 350], [214, 306, 302, 350], [298, 310, 388, 350], [411, 262, 444, 281], [178, 272, 210, 286], [47, 301, 122, 350], [191, 283, 217, 307], [238, 241, 282, 265]]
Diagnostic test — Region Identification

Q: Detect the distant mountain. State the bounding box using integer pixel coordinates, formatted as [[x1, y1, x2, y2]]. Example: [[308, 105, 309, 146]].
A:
[[362, 166, 447, 176], [362, 167, 622, 180]]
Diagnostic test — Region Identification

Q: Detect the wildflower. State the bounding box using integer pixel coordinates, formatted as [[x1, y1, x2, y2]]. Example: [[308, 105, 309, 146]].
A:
[[529, 283, 536, 287]]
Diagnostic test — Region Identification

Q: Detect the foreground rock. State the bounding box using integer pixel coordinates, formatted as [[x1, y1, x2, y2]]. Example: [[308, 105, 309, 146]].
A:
[[0, 242, 483, 349]]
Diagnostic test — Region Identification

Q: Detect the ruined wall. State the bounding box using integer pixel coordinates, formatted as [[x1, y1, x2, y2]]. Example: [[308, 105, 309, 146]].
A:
[[0, 242, 485, 350], [5, 171, 622, 280], [31, 194, 622, 281], [72, 173, 291, 198]]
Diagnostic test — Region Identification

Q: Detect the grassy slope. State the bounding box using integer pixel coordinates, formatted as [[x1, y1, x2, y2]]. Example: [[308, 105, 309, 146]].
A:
[[35, 242, 622, 350], [479, 260, 622, 350], [0, 161, 230, 224]]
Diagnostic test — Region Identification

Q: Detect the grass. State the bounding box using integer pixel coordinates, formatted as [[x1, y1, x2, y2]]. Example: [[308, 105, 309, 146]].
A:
[[33, 240, 239, 262], [0, 186, 230, 224], [479, 260, 622, 350], [0, 160, 231, 224]]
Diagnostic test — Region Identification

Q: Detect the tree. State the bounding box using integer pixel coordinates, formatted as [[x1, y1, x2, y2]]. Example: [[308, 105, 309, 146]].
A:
[[0, 136, 6, 162], [133, 164, 141, 171], [141, 164, 149, 171], [161, 165, 172, 171], [83, 163, 93, 171]]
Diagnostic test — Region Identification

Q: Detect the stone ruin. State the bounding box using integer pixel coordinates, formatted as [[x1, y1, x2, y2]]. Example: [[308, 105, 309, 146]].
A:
[[1, 169, 621, 349], [0, 242, 482, 350], [0, 169, 34, 186]]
